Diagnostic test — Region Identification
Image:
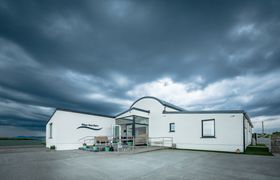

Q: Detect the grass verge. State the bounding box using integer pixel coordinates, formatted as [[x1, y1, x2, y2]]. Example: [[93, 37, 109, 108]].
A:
[[245, 145, 272, 156]]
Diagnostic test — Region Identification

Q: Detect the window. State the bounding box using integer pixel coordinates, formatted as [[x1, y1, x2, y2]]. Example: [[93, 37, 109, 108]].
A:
[[49, 123, 53, 139], [201, 119, 215, 138], [169, 123, 175, 132]]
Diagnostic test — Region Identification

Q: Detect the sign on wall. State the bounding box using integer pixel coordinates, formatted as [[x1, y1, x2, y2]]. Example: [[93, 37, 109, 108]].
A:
[[77, 123, 102, 130]]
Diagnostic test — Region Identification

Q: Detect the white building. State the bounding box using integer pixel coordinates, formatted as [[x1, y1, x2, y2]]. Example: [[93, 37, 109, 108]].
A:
[[46, 96, 253, 152]]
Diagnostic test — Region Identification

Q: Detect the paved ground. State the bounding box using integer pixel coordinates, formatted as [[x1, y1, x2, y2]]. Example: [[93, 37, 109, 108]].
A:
[[0, 148, 280, 180]]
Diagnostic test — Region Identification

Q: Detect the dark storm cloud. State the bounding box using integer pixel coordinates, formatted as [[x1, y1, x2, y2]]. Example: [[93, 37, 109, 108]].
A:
[[0, 0, 280, 135]]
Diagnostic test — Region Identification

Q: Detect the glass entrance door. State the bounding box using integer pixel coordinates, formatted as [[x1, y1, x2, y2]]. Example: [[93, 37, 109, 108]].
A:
[[113, 125, 121, 139], [126, 124, 133, 138], [115, 115, 149, 145], [135, 124, 148, 145]]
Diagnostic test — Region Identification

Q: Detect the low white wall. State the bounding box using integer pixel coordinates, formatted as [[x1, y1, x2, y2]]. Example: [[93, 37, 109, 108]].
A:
[[46, 110, 115, 150], [150, 113, 244, 152]]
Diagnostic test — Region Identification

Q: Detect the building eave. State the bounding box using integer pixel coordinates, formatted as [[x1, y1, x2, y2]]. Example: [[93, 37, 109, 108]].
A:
[[115, 107, 150, 118], [163, 110, 246, 114], [46, 108, 114, 125]]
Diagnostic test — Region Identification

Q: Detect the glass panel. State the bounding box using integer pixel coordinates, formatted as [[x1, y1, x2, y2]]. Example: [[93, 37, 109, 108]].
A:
[[120, 124, 127, 138], [116, 115, 149, 141], [126, 124, 133, 137], [135, 124, 148, 137], [135, 124, 148, 145], [116, 118, 132, 125], [203, 120, 215, 136], [113, 125, 120, 138], [134, 116, 149, 125], [49, 123, 52, 138], [170, 123, 175, 132]]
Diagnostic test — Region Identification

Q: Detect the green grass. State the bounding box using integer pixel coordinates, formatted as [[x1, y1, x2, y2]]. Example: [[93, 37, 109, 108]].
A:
[[0, 137, 34, 140], [174, 148, 236, 154], [245, 145, 272, 156], [0, 140, 45, 146], [272, 131, 280, 135], [256, 143, 266, 147]]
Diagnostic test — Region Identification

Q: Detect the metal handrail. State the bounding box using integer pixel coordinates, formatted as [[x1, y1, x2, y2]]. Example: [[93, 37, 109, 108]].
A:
[[78, 136, 95, 143], [146, 137, 173, 148], [78, 136, 173, 152]]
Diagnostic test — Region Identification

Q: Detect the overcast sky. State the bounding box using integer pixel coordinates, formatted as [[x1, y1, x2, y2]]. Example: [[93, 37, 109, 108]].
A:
[[0, 0, 280, 136]]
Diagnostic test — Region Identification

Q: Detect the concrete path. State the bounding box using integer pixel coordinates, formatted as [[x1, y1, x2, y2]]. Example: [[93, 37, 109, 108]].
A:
[[117, 146, 166, 154], [0, 145, 45, 154], [0, 148, 280, 180]]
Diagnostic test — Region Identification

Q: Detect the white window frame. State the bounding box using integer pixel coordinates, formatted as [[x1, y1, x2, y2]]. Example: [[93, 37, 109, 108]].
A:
[[201, 119, 215, 138]]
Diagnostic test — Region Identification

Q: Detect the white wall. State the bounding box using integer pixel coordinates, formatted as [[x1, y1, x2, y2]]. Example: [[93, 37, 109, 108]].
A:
[[165, 106, 180, 112], [46, 110, 115, 150], [131, 98, 246, 152], [131, 98, 165, 142], [46, 97, 252, 152], [162, 113, 244, 152], [244, 116, 252, 147]]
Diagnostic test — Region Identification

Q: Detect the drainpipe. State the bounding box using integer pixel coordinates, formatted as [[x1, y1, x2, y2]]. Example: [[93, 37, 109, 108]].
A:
[[132, 115, 136, 138], [243, 115, 245, 153]]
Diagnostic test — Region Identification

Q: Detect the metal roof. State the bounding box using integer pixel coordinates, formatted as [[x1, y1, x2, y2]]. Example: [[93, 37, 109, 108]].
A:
[[130, 96, 186, 111]]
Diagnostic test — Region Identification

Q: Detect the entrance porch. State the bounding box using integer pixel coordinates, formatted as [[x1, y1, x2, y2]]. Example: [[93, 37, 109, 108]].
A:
[[115, 115, 149, 145]]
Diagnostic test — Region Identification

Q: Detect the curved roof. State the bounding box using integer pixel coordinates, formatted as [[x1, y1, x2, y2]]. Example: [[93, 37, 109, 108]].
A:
[[129, 96, 186, 111]]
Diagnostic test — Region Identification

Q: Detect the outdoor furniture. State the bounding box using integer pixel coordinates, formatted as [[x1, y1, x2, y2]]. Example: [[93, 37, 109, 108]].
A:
[[95, 136, 109, 144], [94, 136, 109, 151]]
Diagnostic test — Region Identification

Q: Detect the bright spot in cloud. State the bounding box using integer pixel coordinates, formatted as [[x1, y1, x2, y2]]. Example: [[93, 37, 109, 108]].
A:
[[127, 72, 280, 110], [109, 72, 130, 87], [236, 24, 255, 35], [230, 23, 260, 40], [127, 73, 280, 132]]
